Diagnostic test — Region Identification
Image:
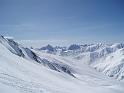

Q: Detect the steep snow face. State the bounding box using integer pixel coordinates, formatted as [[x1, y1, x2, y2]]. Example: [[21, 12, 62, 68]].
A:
[[0, 35, 74, 77], [0, 35, 24, 57], [93, 48, 124, 80], [0, 35, 39, 61]]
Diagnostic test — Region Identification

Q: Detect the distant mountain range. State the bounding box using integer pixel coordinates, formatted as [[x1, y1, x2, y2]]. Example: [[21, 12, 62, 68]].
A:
[[38, 43, 124, 80]]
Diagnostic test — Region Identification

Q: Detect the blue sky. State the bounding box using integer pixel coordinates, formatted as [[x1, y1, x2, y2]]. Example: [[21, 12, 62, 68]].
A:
[[0, 0, 124, 43]]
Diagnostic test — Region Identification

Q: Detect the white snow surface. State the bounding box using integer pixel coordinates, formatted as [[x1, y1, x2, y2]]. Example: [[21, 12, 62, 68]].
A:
[[0, 36, 124, 93]]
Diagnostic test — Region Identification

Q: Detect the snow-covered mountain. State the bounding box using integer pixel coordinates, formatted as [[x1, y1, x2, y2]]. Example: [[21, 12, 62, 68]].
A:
[[73, 43, 124, 80], [0, 35, 124, 93], [38, 43, 124, 80]]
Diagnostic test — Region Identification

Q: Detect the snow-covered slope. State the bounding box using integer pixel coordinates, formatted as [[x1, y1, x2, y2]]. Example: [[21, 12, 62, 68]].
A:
[[1, 35, 124, 93], [0, 35, 74, 77]]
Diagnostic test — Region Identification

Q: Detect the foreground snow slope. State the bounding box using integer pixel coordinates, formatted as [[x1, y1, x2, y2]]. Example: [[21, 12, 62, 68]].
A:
[[0, 39, 124, 93]]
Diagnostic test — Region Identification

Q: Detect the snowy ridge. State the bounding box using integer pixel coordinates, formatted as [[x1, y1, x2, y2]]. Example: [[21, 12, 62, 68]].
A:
[[0, 35, 24, 57], [0, 35, 74, 77]]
